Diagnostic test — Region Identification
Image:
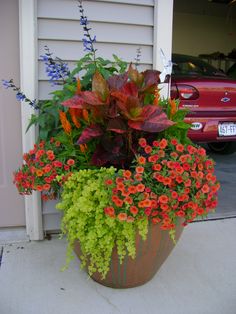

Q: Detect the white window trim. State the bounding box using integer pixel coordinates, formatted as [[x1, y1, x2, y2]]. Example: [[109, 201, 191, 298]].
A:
[[19, 0, 43, 240], [153, 0, 174, 98]]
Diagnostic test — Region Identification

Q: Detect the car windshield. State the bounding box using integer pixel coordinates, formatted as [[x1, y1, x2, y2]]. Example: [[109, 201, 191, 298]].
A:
[[172, 54, 226, 77]]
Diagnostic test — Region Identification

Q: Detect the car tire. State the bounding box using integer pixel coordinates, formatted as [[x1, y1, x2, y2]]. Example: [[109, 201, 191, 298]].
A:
[[207, 142, 236, 154]]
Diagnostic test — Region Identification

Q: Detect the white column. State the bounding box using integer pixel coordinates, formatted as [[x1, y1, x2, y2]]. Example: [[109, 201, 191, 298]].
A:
[[19, 0, 43, 240], [153, 0, 174, 98]]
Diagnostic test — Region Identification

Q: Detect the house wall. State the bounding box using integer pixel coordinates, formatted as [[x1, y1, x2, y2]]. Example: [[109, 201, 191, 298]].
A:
[[37, 0, 157, 231], [37, 0, 154, 100], [173, 12, 236, 58], [0, 0, 25, 227]]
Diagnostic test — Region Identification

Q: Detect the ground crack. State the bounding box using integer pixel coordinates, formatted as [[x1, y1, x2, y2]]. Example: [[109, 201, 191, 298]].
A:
[[0, 246, 4, 268], [94, 285, 120, 312]]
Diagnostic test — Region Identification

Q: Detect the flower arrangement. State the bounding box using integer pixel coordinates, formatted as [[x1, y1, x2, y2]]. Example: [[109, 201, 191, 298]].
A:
[[57, 137, 220, 279], [3, 0, 220, 285]]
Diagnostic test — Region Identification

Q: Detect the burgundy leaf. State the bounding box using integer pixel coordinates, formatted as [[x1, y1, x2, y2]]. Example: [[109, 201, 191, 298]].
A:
[[91, 135, 124, 166], [62, 95, 85, 109], [142, 70, 161, 86], [77, 124, 103, 144], [107, 118, 127, 134], [128, 64, 144, 87], [121, 82, 138, 97], [128, 105, 174, 132], [107, 72, 128, 90], [92, 71, 109, 102], [80, 91, 107, 106]]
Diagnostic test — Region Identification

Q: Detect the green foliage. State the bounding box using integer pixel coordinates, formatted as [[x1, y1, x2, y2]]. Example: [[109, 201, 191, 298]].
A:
[[158, 98, 192, 144], [27, 53, 128, 142], [56, 167, 148, 279]]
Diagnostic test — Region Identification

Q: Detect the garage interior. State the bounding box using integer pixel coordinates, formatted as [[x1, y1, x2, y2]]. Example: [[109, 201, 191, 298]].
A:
[[173, 0, 236, 219], [173, 0, 236, 72]]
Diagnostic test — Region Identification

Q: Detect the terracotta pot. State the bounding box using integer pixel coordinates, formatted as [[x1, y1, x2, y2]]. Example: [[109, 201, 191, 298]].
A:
[[74, 220, 184, 289]]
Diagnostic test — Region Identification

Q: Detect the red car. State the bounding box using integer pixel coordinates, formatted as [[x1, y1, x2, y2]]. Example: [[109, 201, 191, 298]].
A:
[[171, 54, 236, 154]]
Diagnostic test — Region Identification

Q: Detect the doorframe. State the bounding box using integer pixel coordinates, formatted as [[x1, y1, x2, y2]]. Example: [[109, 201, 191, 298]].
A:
[[19, 0, 43, 240], [18, 0, 174, 240]]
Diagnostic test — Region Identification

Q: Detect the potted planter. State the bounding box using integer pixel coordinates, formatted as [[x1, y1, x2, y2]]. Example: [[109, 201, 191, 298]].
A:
[[6, 1, 220, 289]]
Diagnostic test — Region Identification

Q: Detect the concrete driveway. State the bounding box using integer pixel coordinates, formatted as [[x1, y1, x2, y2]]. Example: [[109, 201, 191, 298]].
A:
[[1, 218, 236, 314]]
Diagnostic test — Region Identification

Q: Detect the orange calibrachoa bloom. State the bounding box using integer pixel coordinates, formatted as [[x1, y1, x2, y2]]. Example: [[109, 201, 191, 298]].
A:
[[13, 140, 76, 199], [103, 137, 220, 232]]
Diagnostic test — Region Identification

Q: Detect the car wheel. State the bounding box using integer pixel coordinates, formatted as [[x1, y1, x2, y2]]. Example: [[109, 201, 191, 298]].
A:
[[207, 142, 236, 154]]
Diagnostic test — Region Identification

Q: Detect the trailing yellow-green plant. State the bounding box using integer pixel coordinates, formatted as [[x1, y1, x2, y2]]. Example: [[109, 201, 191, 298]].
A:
[[56, 167, 148, 279]]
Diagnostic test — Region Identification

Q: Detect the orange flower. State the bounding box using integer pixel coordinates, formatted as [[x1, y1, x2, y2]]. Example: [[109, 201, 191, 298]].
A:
[[138, 138, 147, 148], [105, 179, 113, 185], [82, 109, 89, 122], [143, 199, 151, 207], [69, 108, 81, 128], [43, 184, 51, 191], [169, 98, 177, 118], [66, 159, 75, 166], [176, 144, 184, 152], [153, 88, 160, 106], [130, 206, 138, 215], [135, 166, 144, 174], [123, 170, 132, 179], [76, 78, 81, 93], [159, 138, 168, 149], [117, 212, 127, 221], [104, 206, 115, 217], [136, 183, 145, 192], [79, 144, 87, 153], [201, 184, 210, 193], [127, 216, 134, 223], [134, 173, 142, 181], [36, 169, 44, 177], [114, 198, 123, 207], [128, 185, 137, 194], [117, 182, 125, 191], [152, 217, 161, 224], [124, 196, 133, 204], [137, 156, 146, 165], [59, 111, 72, 134], [144, 145, 152, 154], [158, 195, 169, 204]]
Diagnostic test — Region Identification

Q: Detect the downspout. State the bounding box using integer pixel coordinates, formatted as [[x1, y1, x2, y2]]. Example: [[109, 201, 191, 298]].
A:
[[19, 0, 43, 240]]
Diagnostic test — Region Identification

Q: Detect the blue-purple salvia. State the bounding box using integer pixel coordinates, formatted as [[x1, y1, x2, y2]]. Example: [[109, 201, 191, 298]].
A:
[[134, 47, 142, 68], [2, 79, 38, 109], [78, 0, 96, 53], [40, 46, 70, 85]]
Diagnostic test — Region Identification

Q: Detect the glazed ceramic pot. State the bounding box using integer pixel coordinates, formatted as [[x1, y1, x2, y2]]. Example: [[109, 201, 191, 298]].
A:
[[74, 219, 184, 289]]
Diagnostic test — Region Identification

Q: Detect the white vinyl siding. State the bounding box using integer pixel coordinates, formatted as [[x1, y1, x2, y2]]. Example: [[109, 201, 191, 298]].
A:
[[37, 0, 154, 100], [37, 0, 155, 231]]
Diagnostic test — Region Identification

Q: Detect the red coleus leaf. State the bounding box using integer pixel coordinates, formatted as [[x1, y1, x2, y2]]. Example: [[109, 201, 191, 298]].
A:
[[80, 91, 107, 106], [116, 97, 143, 121], [121, 81, 138, 97], [107, 72, 128, 90], [77, 124, 103, 144], [62, 95, 86, 109], [143, 70, 160, 87], [107, 117, 127, 134], [128, 64, 144, 87], [92, 71, 110, 102], [128, 105, 174, 132]]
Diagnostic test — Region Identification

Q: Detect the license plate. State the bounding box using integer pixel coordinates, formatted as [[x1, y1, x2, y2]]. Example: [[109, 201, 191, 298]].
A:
[[218, 123, 236, 136]]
